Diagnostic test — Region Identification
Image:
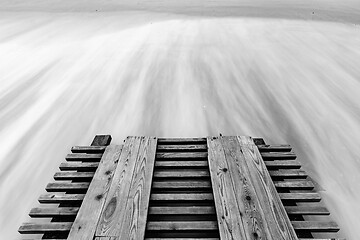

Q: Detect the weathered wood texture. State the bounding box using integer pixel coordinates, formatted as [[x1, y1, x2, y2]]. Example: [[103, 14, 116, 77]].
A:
[[19, 135, 112, 239], [207, 136, 298, 240], [67, 145, 123, 240], [256, 138, 341, 239], [96, 136, 157, 239]]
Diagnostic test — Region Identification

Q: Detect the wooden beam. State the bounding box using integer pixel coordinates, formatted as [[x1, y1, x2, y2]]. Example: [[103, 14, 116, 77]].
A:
[[38, 193, 85, 203], [65, 153, 102, 162], [158, 138, 207, 144], [96, 136, 157, 240], [207, 137, 247, 239], [257, 145, 292, 152], [19, 222, 72, 234], [146, 221, 218, 231], [208, 136, 298, 240], [153, 170, 210, 178], [59, 162, 98, 171], [157, 145, 207, 151], [67, 145, 122, 240], [285, 206, 330, 215], [274, 180, 314, 190], [156, 152, 207, 159], [261, 152, 297, 160], [29, 207, 79, 217], [279, 193, 321, 202], [155, 161, 208, 168], [265, 160, 302, 169], [148, 206, 215, 215], [54, 172, 94, 181], [91, 135, 112, 146], [71, 146, 106, 153], [291, 221, 339, 232], [150, 193, 213, 201], [268, 169, 307, 179], [152, 181, 211, 189]]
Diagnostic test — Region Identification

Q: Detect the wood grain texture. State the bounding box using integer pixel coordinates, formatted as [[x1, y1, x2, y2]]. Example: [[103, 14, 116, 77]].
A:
[[291, 221, 339, 232], [207, 137, 246, 240], [148, 206, 215, 215], [157, 145, 207, 151], [19, 222, 72, 234], [38, 193, 85, 203], [118, 137, 157, 240], [150, 193, 213, 201], [156, 152, 207, 159], [208, 136, 299, 240], [96, 136, 157, 239], [279, 193, 321, 202], [284, 206, 330, 215], [67, 145, 122, 240], [54, 171, 94, 181], [29, 207, 79, 217], [146, 221, 218, 231], [237, 136, 298, 239]]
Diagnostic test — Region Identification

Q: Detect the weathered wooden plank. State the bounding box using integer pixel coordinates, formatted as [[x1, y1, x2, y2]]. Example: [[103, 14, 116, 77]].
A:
[[279, 193, 321, 202], [158, 138, 207, 144], [257, 145, 292, 152], [96, 137, 157, 240], [261, 152, 296, 160], [153, 170, 210, 178], [148, 206, 215, 215], [156, 152, 207, 159], [29, 207, 79, 217], [299, 239, 345, 240], [157, 145, 207, 151], [264, 160, 302, 169], [146, 221, 218, 231], [19, 222, 72, 234], [65, 153, 102, 161], [285, 206, 330, 215], [274, 180, 314, 190], [54, 171, 94, 181], [268, 169, 307, 178], [155, 161, 208, 168], [46, 182, 89, 192], [145, 238, 219, 240], [291, 221, 339, 232], [38, 193, 85, 203], [152, 181, 211, 189], [67, 145, 122, 240], [94, 237, 117, 240], [150, 193, 213, 201], [59, 162, 99, 171], [91, 135, 112, 146], [117, 137, 157, 240], [207, 137, 247, 240], [71, 146, 106, 153], [236, 136, 298, 239]]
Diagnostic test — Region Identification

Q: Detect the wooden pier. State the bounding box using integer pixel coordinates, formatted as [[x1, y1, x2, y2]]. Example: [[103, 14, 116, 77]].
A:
[[19, 135, 343, 239]]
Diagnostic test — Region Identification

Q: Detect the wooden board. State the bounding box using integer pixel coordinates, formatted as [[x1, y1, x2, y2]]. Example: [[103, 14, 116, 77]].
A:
[[96, 136, 157, 240], [67, 145, 122, 240], [207, 136, 298, 240]]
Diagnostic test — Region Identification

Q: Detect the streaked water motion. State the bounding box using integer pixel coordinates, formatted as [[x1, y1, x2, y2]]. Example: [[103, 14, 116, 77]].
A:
[[1, 1, 360, 239]]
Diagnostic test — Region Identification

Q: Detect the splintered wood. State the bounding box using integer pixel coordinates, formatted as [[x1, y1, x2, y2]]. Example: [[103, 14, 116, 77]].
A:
[[207, 136, 298, 240]]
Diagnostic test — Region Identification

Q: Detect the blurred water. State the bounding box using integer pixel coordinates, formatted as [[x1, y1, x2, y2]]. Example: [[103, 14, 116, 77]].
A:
[[0, 10, 360, 239]]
